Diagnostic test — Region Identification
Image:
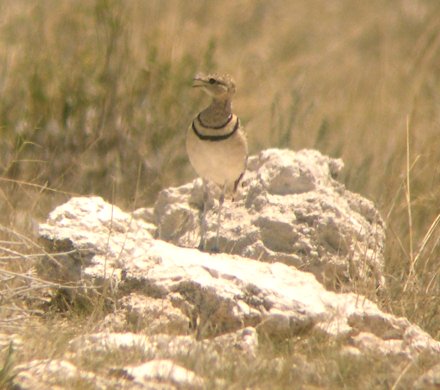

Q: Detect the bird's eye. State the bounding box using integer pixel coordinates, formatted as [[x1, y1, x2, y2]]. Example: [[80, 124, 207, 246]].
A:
[[208, 78, 216, 84]]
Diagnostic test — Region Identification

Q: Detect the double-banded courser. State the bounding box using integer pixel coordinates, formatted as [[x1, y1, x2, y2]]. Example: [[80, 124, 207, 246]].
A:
[[186, 73, 248, 250]]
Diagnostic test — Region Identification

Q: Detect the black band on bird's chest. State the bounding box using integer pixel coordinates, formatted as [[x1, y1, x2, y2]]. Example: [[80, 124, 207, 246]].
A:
[[196, 113, 233, 129], [192, 118, 240, 142]]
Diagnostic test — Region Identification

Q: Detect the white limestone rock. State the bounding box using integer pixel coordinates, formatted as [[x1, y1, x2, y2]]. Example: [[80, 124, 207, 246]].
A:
[[101, 294, 190, 334], [121, 359, 204, 388], [153, 148, 385, 290], [68, 332, 197, 359], [210, 326, 258, 358], [13, 359, 98, 390], [38, 196, 155, 286], [38, 195, 440, 360], [69, 328, 258, 363], [12, 358, 170, 390]]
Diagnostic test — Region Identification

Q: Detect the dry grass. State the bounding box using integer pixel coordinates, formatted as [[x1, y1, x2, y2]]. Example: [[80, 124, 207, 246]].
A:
[[1, 0, 440, 388]]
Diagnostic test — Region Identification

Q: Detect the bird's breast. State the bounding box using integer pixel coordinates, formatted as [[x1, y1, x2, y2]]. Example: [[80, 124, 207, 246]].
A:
[[186, 115, 248, 188]]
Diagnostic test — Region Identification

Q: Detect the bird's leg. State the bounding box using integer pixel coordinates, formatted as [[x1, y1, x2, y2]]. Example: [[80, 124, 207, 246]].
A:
[[198, 179, 209, 251], [214, 183, 226, 252], [232, 171, 245, 202]]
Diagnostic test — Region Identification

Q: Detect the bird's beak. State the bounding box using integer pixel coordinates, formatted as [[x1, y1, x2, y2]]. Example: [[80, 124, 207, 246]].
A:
[[192, 77, 205, 88]]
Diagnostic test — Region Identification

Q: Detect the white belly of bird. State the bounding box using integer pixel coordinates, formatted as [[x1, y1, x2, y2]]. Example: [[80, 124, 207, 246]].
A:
[[186, 126, 247, 188]]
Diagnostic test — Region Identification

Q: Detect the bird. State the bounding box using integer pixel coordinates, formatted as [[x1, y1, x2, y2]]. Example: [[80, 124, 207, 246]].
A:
[[186, 72, 248, 251]]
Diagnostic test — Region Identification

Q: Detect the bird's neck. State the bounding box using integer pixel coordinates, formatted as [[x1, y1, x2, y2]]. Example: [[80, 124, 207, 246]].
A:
[[199, 98, 232, 127]]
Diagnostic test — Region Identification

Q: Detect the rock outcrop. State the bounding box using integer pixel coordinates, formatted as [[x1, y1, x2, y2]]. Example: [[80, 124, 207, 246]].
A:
[[14, 148, 437, 389], [13, 328, 258, 389], [13, 356, 204, 389], [36, 193, 438, 355], [153, 149, 385, 290]]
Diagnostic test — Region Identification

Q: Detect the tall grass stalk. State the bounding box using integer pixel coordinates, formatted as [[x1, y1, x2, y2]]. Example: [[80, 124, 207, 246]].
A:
[[403, 116, 415, 292]]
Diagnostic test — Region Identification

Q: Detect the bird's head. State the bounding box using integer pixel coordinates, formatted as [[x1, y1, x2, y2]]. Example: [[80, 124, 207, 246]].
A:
[[192, 73, 236, 99]]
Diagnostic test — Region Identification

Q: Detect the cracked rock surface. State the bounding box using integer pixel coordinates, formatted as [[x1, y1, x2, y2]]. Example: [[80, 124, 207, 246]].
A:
[[154, 148, 385, 290], [17, 148, 438, 389]]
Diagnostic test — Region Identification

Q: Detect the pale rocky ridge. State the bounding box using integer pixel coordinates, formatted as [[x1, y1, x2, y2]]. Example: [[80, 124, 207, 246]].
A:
[[10, 148, 440, 389], [153, 148, 385, 291]]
